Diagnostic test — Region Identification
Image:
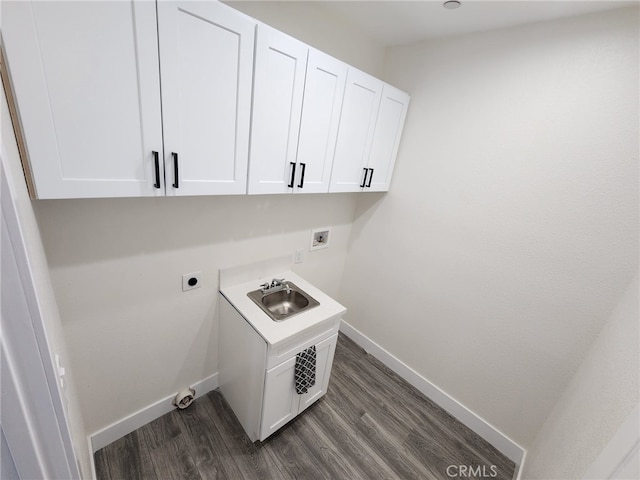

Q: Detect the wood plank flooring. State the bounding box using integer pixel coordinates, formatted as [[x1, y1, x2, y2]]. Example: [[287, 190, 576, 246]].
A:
[[95, 333, 515, 480]]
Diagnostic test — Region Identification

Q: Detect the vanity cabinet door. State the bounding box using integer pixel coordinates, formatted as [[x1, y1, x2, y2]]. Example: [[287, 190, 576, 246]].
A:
[[157, 1, 255, 196], [261, 356, 300, 440], [260, 333, 339, 440], [2, 1, 164, 199], [298, 334, 338, 412], [248, 25, 308, 195], [365, 84, 410, 192], [329, 68, 383, 193]]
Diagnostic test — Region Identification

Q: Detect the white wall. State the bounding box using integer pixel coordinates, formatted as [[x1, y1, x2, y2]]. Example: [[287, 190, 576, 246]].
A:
[[524, 274, 639, 479], [35, 194, 356, 434], [30, 2, 382, 437], [1, 83, 91, 476], [341, 6, 639, 449], [224, 1, 385, 77]]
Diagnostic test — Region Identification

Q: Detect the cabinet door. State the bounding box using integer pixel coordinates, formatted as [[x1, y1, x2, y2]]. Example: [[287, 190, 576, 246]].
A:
[[158, 2, 255, 196], [294, 50, 347, 194], [2, 1, 163, 199], [298, 334, 338, 412], [248, 25, 308, 195], [329, 68, 383, 193], [260, 356, 299, 441], [366, 85, 410, 192]]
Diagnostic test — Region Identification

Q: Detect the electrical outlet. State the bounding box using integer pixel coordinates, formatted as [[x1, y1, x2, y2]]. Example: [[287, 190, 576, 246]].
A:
[[182, 272, 202, 291], [295, 248, 304, 264]]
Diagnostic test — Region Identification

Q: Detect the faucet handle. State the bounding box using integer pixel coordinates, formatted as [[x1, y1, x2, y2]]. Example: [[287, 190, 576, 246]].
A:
[[271, 278, 284, 287], [260, 282, 270, 291]]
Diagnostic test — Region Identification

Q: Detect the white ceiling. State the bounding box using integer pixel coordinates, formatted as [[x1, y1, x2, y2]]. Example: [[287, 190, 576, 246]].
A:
[[317, 1, 638, 46]]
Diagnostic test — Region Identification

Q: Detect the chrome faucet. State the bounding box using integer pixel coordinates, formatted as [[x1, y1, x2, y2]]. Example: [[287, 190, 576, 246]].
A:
[[260, 278, 291, 294]]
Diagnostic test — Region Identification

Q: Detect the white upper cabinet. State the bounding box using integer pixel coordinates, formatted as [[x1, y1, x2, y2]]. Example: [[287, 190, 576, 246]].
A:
[[329, 69, 410, 193], [295, 49, 348, 194], [248, 25, 308, 195], [248, 34, 348, 195], [2, 1, 164, 199], [329, 68, 383, 193], [366, 84, 410, 192], [3, 0, 255, 199], [3, 1, 407, 199], [157, 2, 254, 196]]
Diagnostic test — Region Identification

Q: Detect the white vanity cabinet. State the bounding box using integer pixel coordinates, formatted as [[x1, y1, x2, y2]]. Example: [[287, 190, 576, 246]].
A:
[[248, 25, 347, 195], [2, 0, 255, 198], [329, 70, 410, 193], [218, 271, 344, 442]]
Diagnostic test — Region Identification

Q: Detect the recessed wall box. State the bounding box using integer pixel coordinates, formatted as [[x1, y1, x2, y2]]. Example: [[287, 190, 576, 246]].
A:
[[310, 227, 331, 251]]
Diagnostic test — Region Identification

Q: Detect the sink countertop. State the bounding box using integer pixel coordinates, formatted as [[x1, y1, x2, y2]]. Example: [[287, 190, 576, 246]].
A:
[[220, 271, 346, 346]]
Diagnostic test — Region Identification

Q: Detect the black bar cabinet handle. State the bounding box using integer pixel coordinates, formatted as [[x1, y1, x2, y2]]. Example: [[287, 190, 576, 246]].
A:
[[359, 167, 368, 188], [366, 168, 374, 188], [172, 152, 179, 188], [153, 151, 161, 189], [298, 163, 306, 188], [288, 162, 297, 188]]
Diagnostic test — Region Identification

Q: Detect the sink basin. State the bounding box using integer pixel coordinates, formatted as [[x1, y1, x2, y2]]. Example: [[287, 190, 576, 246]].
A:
[[247, 282, 320, 321]]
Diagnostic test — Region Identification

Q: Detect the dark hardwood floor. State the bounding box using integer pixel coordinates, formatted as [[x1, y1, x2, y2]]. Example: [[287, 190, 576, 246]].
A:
[[95, 333, 515, 480]]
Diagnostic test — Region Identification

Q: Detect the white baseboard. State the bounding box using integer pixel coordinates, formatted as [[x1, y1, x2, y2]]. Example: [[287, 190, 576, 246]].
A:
[[514, 451, 527, 480], [582, 403, 639, 480], [339, 320, 525, 472], [88, 436, 97, 480], [89, 373, 218, 454]]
